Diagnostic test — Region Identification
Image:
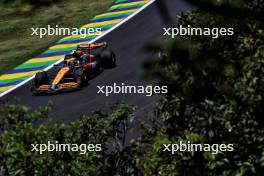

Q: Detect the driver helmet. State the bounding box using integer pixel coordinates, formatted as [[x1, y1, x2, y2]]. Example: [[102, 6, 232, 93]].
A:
[[64, 58, 75, 67], [74, 49, 82, 55]]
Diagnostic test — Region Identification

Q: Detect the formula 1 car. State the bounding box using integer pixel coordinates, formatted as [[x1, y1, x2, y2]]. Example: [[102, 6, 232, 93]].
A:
[[31, 42, 116, 94]]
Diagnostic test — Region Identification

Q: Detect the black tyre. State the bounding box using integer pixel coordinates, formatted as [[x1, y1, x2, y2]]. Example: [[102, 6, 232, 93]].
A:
[[34, 71, 49, 87], [99, 50, 116, 68], [74, 68, 88, 86]]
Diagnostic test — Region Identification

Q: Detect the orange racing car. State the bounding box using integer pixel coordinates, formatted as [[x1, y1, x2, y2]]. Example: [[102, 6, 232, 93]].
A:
[[31, 42, 116, 94]]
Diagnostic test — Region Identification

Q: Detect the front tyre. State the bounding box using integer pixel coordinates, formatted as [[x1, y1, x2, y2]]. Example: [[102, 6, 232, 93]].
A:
[[34, 71, 49, 87]]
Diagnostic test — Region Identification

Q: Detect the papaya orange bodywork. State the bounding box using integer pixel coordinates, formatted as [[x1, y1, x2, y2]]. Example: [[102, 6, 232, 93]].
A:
[[52, 67, 70, 85], [79, 42, 107, 50], [60, 82, 78, 88], [38, 85, 49, 90], [32, 41, 113, 94]]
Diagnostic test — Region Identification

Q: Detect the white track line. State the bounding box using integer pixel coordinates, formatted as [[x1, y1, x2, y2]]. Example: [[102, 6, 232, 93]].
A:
[[0, 0, 156, 98]]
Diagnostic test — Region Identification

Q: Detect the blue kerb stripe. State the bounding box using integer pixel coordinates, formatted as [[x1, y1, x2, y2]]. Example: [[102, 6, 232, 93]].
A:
[[58, 38, 95, 44], [35, 50, 72, 58], [7, 65, 48, 74], [66, 27, 109, 36], [0, 80, 23, 87], [114, 0, 145, 5], [55, 28, 110, 44]]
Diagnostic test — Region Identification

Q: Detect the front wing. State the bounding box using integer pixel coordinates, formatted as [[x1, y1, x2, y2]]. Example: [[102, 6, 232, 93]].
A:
[[31, 82, 80, 94]]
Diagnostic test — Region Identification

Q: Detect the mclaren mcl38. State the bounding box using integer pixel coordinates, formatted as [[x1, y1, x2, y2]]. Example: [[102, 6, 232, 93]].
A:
[[31, 42, 116, 94]]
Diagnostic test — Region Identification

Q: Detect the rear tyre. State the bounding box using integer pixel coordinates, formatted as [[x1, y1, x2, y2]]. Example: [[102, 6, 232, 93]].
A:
[[34, 71, 49, 87], [99, 50, 116, 68]]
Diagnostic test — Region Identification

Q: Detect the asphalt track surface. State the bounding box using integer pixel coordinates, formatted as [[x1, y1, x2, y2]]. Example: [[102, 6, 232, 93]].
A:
[[1, 0, 193, 122]]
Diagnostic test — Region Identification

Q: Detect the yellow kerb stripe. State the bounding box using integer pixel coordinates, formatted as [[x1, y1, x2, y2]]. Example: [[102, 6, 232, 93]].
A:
[[62, 33, 99, 40], [0, 86, 14, 92], [25, 55, 64, 64], [95, 9, 137, 18], [81, 19, 123, 28], [49, 44, 77, 50], [49, 42, 88, 50], [110, 0, 149, 9], [0, 70, 39, 80]]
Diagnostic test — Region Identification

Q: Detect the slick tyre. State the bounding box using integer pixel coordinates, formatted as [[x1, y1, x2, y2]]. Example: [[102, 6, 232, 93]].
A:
[[74, 68, 88, 86], [99, 50, 116, 68], [34, 71, 49, 87]]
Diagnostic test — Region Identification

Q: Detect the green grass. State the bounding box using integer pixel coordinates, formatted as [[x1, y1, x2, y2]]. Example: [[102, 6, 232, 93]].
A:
[[0, 0, 113, 74]]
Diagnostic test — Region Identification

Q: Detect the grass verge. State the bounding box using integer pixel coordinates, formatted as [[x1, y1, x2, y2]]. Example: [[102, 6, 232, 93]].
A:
[[0, 0, 113, 74]]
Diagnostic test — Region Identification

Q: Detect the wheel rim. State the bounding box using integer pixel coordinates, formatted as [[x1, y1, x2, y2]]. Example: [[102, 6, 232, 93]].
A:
[[82, 73, 87, 82], [111, 54, 116, 64]]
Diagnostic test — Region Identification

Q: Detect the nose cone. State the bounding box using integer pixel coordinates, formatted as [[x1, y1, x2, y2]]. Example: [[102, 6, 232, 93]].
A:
[[52, 67, 70, 85]]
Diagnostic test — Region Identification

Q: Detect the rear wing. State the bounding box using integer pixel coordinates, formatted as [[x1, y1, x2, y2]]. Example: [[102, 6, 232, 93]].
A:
[[77, 42, 107, 50]]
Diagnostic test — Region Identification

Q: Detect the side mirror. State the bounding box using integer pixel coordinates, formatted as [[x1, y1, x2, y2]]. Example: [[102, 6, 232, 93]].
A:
[[102, 42, 107, 48]]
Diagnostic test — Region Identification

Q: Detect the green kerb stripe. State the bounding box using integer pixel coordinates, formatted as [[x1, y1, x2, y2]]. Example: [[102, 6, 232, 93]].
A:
[[0, 76, 31, 84], [44, 46, 76, 54], [58, 24, 116, 43], [115, 0, 129, 3], [15, 61, 57, 69], [109, 2, 146, 10], [59, 34, 95, 43], [93, 11, 132, 20]]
